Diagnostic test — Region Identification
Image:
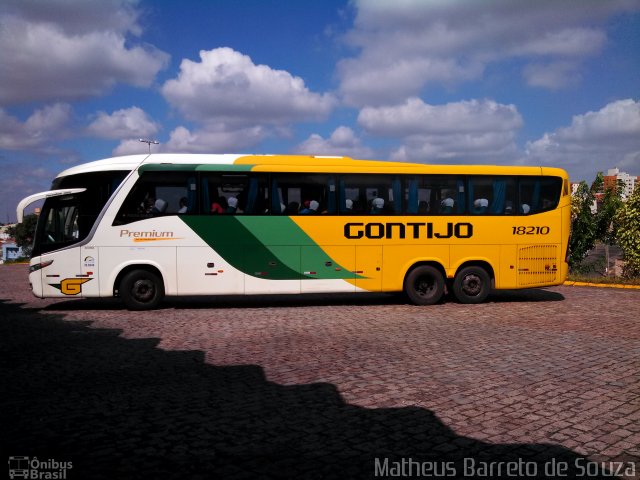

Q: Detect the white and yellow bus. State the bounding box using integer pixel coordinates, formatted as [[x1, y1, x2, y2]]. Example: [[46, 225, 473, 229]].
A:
[[17, 154, 571, 309]]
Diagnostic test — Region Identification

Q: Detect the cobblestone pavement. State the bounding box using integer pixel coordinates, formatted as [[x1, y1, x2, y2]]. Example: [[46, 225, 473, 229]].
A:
[[1, 264, 639, 479]]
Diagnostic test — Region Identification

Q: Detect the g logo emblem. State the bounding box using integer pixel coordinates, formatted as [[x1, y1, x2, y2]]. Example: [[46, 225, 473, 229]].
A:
[[51, 278, 92, 295]]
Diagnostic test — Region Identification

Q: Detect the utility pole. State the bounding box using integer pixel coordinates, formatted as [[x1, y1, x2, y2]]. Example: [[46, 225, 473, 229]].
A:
[[139, 139, 159, 153]]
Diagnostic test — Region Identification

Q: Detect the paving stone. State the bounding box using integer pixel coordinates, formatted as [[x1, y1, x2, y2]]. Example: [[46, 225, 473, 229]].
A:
[[1, 264, 639, 479]]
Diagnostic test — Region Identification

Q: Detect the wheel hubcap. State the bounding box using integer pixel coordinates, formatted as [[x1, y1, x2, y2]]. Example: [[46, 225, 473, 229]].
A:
[[461, 274, 482, 296], [132, 279, 154, 302], [416, 276, 436, 297]]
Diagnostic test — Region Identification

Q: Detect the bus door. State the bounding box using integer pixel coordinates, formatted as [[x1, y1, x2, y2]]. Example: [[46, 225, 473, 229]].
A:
[[35, 194, 88, 298]]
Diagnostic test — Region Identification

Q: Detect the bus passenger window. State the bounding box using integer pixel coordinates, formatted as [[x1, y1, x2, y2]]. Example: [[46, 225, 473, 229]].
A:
[[114, 172, 193, 225], [519, 176, 561, 215], [404, 175, 462, 215], [467, 176, 516, 215], [201, 174, 268, 215], [339, 174, 400, 215], [468, 177, 493, 214], [519, 177, 562, 215], [272, 174, 335, 215]]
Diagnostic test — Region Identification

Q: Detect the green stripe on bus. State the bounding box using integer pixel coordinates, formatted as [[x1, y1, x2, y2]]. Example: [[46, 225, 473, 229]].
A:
[[235, 217, 359, 280], [179, 216, 356, 280]]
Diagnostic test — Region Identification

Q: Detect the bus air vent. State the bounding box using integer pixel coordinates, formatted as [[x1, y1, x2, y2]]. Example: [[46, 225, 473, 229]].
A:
[[517, 245, 558, 286]]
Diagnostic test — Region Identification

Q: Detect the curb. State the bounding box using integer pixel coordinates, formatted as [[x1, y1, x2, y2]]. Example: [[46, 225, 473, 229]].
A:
[[563, 281, 640, 290]]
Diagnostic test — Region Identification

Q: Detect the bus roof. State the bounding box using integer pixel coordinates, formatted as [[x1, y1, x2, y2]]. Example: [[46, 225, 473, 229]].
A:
[[56, 153, 568, 179]]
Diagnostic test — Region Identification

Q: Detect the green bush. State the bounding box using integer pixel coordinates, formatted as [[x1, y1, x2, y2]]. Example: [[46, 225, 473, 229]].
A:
[[615, 185, 640, 279]]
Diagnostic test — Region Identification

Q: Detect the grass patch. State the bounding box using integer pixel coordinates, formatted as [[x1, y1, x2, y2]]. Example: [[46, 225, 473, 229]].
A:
[[567, 274, 640, 285], [0, 258, 30, 265]]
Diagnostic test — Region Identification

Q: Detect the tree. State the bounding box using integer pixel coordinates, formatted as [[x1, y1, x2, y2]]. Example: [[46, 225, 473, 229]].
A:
[[568, 180, 597, 271], [6, 214, 38, 258], [615, 184, 640, 279], [568, 172, 625, 274]]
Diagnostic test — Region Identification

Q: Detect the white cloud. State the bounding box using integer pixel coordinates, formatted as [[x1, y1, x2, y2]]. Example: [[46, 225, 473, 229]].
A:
[[389, 131, 521, 164], [358, 98, 522, 163], [112, 139, 156, 157], [509, 27, 606, 57], [522, 62, 582, 90], [87, 107, 160, 140], [161, 47, 336, 126], [0, 0, 169, 104], [359, 98, 522, 136], [525, 99, 640, 180], [0, 103, 72, 151], [294, 126, 375, 159], [339, 0, 638, 105], [1, 0, 142, 35], [160, 125, 267, 154]]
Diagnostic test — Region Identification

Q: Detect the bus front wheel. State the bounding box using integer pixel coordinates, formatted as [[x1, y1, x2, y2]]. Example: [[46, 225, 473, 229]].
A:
[[404, 265, 444, 305], [452, 266, 490, 304], [120, 269, 164, 310]]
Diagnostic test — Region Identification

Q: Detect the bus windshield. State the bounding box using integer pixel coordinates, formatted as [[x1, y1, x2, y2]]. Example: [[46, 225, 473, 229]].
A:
[[33, 171, 128, 256]]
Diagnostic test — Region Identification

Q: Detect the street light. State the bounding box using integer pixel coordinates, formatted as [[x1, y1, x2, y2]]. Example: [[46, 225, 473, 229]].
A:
[[139, 138, 159, 153]]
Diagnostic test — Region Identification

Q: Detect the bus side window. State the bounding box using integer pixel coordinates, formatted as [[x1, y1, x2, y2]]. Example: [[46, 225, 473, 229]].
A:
[[468, 176, 516, 215], [406, 176, 426, 214], [407, 175, 461, 215], [200, 173, 269, 215], [114, 172, 192, 225], [520, 176, 562, 215], [468, 177, 492, 214], [272, 174, 336, 215], [339, 174, 398, 215], [519, 177, 562, 215]]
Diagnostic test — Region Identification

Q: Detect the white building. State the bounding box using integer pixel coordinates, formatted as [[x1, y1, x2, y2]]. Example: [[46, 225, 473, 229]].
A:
[[605, 168, 638, 200]]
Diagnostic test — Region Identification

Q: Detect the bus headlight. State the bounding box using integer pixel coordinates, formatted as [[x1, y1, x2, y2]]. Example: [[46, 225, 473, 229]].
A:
[[29, 260, 53, 273]]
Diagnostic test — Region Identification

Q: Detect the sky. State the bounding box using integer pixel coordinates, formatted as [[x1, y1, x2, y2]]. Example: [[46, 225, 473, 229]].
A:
[[1, 0, 639, 222]]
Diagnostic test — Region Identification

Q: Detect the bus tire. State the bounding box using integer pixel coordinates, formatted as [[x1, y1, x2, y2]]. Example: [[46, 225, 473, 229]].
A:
[[452, 266, 490, 304], [120, 269, 164, 310], [404, 265, 444, 305]]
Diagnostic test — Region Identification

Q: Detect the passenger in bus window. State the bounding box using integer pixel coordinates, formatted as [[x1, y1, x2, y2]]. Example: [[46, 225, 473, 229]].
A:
[[300, 200, 319, 214], [371, 197, 385, 214], [505, 201, 514, 214], [142, 196, 156, 213], [226, 197, 238, 214], [473, 198, 489, 214], [211, 196, 227, 214], [178, 197, 188, 214], [521, 203, 530, 214], [440, 197, 454, 214], [151, 199, 167, 215], [345, 199, 353, 212]]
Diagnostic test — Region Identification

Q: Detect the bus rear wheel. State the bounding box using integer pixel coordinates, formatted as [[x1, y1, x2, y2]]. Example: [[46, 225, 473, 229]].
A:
[[452, 266, 490, 304], [120, 269, 164, 310], [404, 265, 444, 305]]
